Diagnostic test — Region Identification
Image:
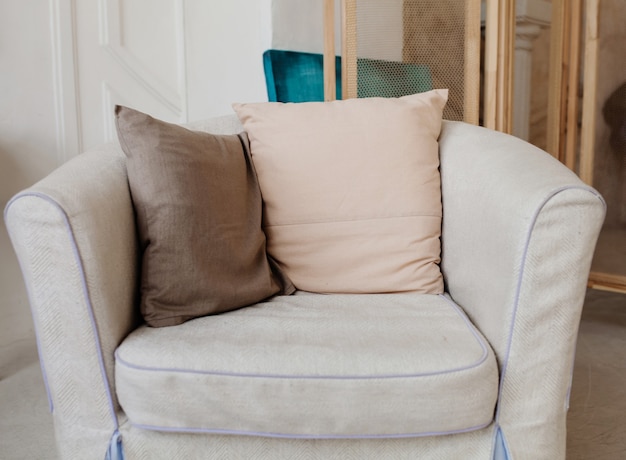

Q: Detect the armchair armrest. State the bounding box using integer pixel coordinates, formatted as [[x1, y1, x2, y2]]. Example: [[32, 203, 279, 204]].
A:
[[439, 121, 605, 458], [4, 143, 138, 458]]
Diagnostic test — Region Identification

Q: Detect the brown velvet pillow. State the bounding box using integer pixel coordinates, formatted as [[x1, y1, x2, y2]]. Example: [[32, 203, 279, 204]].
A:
[[115, 106, 291, 327]]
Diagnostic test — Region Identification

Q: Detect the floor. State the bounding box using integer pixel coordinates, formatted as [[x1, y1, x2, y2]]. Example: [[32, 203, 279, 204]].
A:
[[591, 226, 626, 280], [566, 288, 626, 459], [0, 289, 624, 459]]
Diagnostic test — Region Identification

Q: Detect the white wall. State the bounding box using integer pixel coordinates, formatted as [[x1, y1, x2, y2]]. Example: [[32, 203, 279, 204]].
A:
[[0, 0, 59, 377], [185, 0, 273, 121], [271, 0, 403, 60], [271, 0, 333, 54]]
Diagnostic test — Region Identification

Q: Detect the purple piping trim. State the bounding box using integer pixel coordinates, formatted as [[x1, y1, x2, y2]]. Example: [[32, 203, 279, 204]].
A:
[[116, 296, 489, 381], [494, 185, 605, 422], [129, 420, 493, 440], [4, 192, 119, 430], [565, 340, 578, 411]]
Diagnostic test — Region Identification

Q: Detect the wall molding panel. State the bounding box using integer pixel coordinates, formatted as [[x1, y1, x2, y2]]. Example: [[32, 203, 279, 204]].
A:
[[49, 0, 82, 164], [101, 83, 123, 143], [98, 0, 187, 120]]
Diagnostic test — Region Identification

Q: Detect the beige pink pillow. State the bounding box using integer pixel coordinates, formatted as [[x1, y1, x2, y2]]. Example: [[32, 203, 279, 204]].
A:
[[233, 90, 447, 294]]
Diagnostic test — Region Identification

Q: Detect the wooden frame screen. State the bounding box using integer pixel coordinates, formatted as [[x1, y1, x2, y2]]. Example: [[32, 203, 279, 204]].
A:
[[580, 0, 626, 293], [324, 0, 481, 124]]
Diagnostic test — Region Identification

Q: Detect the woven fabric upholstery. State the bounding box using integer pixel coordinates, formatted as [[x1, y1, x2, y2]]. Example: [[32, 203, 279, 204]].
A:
[[115, 293, 498, 437], [496, 188, 605, 459], [4, 143, 136, 459], [439, 122, 606, 459], [4, 115, 605, 460], [118, 420, 495, 460]]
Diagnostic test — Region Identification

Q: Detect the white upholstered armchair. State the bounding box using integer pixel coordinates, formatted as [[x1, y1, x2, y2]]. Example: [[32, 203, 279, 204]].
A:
[[4, 115, 605, 460]]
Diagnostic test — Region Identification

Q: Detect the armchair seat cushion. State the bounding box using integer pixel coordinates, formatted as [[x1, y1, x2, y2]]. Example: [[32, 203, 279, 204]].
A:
[[115, 293, 498, 438]]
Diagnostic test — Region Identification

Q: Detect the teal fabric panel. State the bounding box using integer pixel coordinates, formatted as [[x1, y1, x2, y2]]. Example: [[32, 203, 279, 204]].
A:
[[263, 49, 342, 102], [263, 49, 432, 103]]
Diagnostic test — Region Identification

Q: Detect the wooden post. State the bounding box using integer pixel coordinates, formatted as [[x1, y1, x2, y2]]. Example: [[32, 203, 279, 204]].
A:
[[564, 0, 583, 171], [500, 0, 515, 134], [341, 0, 357, 100], [546, 0, 565, 159], [324, 0, 336, 101], [558, 0, 572, 163], [464, 0, 481, 125], [483, 0, 514, 133], [483, 0, 499, 130], [580, 0, 600, 185], [545, 0, 584, 169]]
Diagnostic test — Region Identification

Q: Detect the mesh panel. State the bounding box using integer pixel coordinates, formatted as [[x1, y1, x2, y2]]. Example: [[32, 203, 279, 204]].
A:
[[346, 0, 479, 122]]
